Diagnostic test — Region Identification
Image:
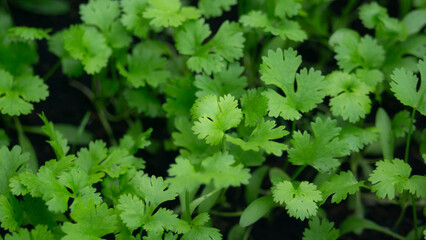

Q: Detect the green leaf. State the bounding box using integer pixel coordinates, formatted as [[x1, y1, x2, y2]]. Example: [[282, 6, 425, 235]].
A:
[[340, 217, 404, 240], [375, 108, 394, 160], [325, 71, 371, 123], [201, 152, 251, 189], [37, 166, 71, 213], [240, 88, 269, 127], [40, 113, 70, 160], [239, 195, 275, 227], [288, 117, 347, 173], [8, 27, 50, 41], [192, 94, 242, 145], [272, 181, 322, 220], [62, 200, 117, 240], [79, 0, 120, 32], [406, 175, 426, 198], [167, 157, 207, 193], [226, 119, 288, 156], [130, 173, 177, 208], [240, 11, 307, 42], [391, 110, 412, 138], [402, 9, 426, 36], [0, 194, 23, 231], [0, 146, 29, 195], [332, 31, 385, 72], [198, 0, 236, 18], [194, 63, 247, 98], [164, 77, 197, 117], [339, 125, 378, 153], [274, 0, 302, 18], [390, 57, 426, 115], [144, 208, 180, 234], [63, 25, 112, 74], [119, 42, 171, 88], [175, 20, 245, 74], [260, 48, 325, 120], [117, 194, 145, 231], [302, 217, 339, 240], [143, 0, 200, 28], [368, 159, 411, 199], [125, 88, 164, 118], [319, 171, 362, 204], [121, 0, 150, 38], [11, 0, 70, 15], [0, 69, 48, 116]]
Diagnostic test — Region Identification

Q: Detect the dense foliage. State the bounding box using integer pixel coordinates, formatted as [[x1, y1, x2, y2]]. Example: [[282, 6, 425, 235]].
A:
[[0, 0, 425, 239]]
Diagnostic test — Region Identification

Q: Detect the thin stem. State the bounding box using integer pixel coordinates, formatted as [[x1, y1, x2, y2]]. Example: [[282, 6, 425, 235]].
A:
[[404, 108, 416, 163], [97, 107, 116, 146], [183, 191, 191, 222], [210, 210, 243, 217], [69, 80, 94, 101], [412, 195, 418, 240], [392, 203, 407, 231], [71, 111, 91, 153], [243, 225, 253, 240], [43, 60, 61, 81], [291, 120, 296, 135], [291, 165, 307, 181], [222, 137, 226, 152]]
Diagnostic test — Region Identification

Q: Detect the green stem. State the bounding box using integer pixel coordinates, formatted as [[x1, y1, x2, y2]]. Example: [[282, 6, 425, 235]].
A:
[[404, 108, 416, 163], [96, 106, 116, 146], [210, 210, 243, 217], [291, 120, 296, 135], [291, 165, 307, 181], [183, 191, 191, 222], [43, 61, 61, 81], [412, 195, 418, 240], [392, 203, 407, 231], [222, 137, 226, 152], [71, 111, 91, 153]]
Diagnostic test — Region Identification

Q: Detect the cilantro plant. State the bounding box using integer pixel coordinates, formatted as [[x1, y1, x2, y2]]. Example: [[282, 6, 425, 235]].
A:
[[0, 0, 425, 240]]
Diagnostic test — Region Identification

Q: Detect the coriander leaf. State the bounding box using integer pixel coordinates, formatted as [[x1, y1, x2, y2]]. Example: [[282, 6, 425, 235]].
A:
[[368, 159, 411, 199], [325, 71, 371, 123], [0, 69, 48, 116], [104, 20, 132, 49], [391, 110, 413, 138], [319, 171, 362, 204], [201, 152, 251, 189], [48, 31, 84, 77], [117, 194, 145, 231], [209, 21, 245, 63], [240, 11, 307, 42], [274, 0, 302, 19], [240, 88, 269, 127], [37, 166, 71, 213], [125, 88, 164, 118], [406, 175, 426, 198], [0, 194, 23, 231], [260, 48, 325, 120], [226, 119, 288, 156], [144, 208, 180, 234], [76, 140, 134, 182], [181, 226, 222, 240], [79, 0, 120, 32], [333, 33, 385, 72], [167, 157, 208, 193], [390, 57, 426, 115], [0, 146, 29, 195], [119, 42, 171, 88], [198, 0, 236, 18], [130, 173, 177, 208], [303, 217, 339, 240], [240, 10, 269, 29], [8, 27, 50, 41], [194, 63, 247, 98], [272, 181, 322, 220], [288, 117, 348, 173], [164, 77, 197, 117], [175, 20, 245, 74], [359, 2, 406, 40], [171, 116, 214, 159], [191, 94, 242, 145], [62, 200, 117, 240], [121, 0, 150, 38], [63, 25, 112, 74], [339, 125, 378, 153], [4, 225, 56, 240], [40, 113, 69, 160], [143, 0, 200, 28]]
